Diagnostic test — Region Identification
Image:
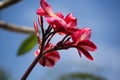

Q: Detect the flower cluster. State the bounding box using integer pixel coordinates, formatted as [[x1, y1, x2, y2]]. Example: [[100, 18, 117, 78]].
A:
[[34, 0, 97, 67]]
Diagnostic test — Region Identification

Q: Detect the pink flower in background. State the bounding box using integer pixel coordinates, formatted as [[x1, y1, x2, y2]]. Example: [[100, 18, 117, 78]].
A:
[[71, 28, 97, 60], [34, 43, 60, 67]]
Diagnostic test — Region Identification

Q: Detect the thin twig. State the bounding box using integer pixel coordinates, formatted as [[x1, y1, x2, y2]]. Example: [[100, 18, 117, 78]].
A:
[[0, 20, 35, 34], [0, 0, 21, 10]]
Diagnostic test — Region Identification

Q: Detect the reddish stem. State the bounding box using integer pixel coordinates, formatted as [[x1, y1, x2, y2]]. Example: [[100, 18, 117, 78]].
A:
[[20, 51, 43, 80], [21, 39, 45, 80]]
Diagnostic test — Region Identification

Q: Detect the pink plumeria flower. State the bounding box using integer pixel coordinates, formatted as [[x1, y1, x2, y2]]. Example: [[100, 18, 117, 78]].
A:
[[72, 28, 91, 44], [51, 13, 78, 35], [34, 43, 60, 67], [37, 0, 79, 35], [71, 28, 97, 60], [37, 0, 66, 32], [64, 13, 78, 34]]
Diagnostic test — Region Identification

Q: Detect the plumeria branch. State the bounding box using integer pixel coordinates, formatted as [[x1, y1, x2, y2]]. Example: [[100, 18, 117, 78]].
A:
[[20, 40, 45, 80], [21, 24, 46, 80], [0, 0, 21, 10], [20, 32, 71, 80], [21, 0, 97, 80], [0, 21, 35, 34], [21, 49, 44, 80]]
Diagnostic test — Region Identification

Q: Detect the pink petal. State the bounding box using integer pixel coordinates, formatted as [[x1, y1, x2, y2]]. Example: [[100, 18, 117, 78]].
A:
[[38, 43, 60, 67], [39, 51, 60, 67], [78, 47, 94, 60], [80, 28, 91, 40], [46, 51, 60, 63], [45, 57, 55, 67], [71, 29, 81, 44], [46, 16, 66, 27], [65, 13, 77, 25], [71, 28, 91, 44], [40, 0, 54, 16], [45, 17, 66, 33], [66, 27, 78, 34], [78, 40, 97, 51], [39, 56, 46, 67], [36, 7, 47, 16], [55, 12, 64, 19], [65, 14, 77, 33]]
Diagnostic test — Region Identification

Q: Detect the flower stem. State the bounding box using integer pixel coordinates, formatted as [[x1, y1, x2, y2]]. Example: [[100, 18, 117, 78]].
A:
[[20, 52, 43, 80], [21, 39, 45, 80]]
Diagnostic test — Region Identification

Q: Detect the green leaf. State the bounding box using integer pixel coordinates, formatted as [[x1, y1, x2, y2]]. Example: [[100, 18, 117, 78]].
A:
[[17, 34, 37, 56]]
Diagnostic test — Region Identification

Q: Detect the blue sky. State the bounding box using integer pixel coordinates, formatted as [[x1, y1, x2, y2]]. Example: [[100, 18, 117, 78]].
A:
[[0, 0, 120, 80]]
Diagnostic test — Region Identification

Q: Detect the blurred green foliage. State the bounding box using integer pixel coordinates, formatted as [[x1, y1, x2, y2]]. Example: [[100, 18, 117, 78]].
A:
[[0, 69, 10, 80], [55, 72, 106, 80]]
